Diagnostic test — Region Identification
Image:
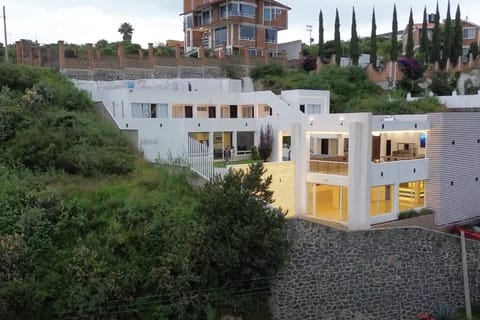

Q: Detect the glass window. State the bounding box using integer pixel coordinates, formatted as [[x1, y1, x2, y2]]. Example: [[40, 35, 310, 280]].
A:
[[239, 3, 255, 17], [220, 5, 227, 18], [240, 25, 255, 40], [202, 10, 211, 25], [132, 103, 151, 118], [265, 29, 278, 43], [248, 48, 257, 56], [370, 185, 393, 216], [185, 15, 193, 29], [398, 180, 425, 211], [236, 131, 254, 153], [157, 104, 168, 118], [214, 26, 227, 46], [306, 104, 322, 115], [264, 7, 271, 21], [463, 28, 475, 39]]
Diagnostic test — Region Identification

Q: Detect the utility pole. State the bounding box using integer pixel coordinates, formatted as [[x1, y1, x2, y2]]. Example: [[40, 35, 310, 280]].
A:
[[2, 6, 7, 62], [306, 24, 313, 46]]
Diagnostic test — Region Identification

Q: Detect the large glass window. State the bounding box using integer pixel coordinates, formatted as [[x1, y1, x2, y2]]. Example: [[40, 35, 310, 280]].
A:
[[308, 184, 348, 223], [265, 29, 278, 43], [398, 180, 425, 211], [264, 7, 272, 21], [184, 15, 193, 29], [240, 25, 255, 40], [202, 10, 211, 25], [236, 131, 254, 154], [214, 26, 227, 46], [220, 2, 255, 18], [239, 3, 255, 17], [463, 28, 475, 39], [370, 185, 393, 216]]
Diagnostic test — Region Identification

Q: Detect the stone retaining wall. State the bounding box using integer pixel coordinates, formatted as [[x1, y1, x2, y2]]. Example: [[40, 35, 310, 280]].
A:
[[271, 218, 480, 319]]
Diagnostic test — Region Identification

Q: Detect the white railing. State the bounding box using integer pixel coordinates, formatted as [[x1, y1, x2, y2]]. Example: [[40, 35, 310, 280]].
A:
[[188, 137, 214, 180]]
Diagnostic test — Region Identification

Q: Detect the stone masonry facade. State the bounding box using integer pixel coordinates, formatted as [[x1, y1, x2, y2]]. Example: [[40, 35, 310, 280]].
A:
[[271, 218, 480, 319]]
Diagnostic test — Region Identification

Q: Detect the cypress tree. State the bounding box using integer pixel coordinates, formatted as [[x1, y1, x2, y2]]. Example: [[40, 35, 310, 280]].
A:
[[318, 10, 324, 59], [443, 1, 452, 66], [391, 4, 398, 61], [370, 8, 377, 67], [419, 7, 429, 64], [406, 8, 414, 58], [430, 2, 441, 63], [334, 8, 341, 65], [350, 7, 359, 65], [452, 5, 462, 66]]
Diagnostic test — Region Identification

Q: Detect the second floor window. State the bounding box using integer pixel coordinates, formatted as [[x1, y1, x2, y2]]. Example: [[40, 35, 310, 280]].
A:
[[265, 29, 277, 43], [463, 27, 475, 39], [220, 2, 255, 18], [239, 4, 255, 17], [202, 10, 211, 25], [184, 15, 193, 29], [240, 25, 255, 40], [215, 26, 227, 46]]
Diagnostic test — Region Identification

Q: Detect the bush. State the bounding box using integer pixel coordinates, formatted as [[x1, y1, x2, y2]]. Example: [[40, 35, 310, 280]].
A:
[[249, 64, 284, 81], [250, 145, 259, 160], [429, 71, 459, 96], [398, 207, 433, 220]]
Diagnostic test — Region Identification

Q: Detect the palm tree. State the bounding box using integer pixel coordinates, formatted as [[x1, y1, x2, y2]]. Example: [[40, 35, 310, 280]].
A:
[[118, 22, 134, 41]]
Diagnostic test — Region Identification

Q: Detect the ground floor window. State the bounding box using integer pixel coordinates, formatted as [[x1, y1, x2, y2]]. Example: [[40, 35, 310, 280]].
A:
[[236, 131, 254, 155], [213, 132, 232, 160], [398, 180, 425, 211], [370, 185, 393, 216], [308, 184, 348, 223]]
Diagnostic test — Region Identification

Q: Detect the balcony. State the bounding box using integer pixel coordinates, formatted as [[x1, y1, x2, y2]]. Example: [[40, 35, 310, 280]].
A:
[[309, 156, 348, 176]]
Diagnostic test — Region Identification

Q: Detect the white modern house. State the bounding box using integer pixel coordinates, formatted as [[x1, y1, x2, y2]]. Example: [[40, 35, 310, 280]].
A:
[[76, 78, 480, 231]]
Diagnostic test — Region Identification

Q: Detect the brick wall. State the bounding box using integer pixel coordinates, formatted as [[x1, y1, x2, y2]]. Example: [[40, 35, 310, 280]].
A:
[[271, 218, 480, 319]]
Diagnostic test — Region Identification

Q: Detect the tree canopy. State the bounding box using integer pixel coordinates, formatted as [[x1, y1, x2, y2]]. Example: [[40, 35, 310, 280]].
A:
[[118, 22, 134, 41]]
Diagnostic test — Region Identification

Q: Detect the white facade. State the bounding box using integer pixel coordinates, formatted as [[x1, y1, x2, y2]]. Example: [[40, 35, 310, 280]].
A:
[[75, 78, 479, 231]]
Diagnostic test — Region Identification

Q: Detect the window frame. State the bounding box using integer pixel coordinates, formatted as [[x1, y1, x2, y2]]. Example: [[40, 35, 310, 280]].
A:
[[239, 24, 256, 41]]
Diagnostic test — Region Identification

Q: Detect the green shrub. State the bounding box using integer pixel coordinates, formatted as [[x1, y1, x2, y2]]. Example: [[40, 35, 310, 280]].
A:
[[398, 207, 433, 220], [398, 209, 417, 220], [431, 304, 457, 320], [250, 63, 284, 81], [250, 145, 259, 160]]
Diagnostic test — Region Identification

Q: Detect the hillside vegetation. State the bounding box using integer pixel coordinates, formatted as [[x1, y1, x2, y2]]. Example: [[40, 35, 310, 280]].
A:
[[0, 64, 287, 319], [250, 64, 447, 114]]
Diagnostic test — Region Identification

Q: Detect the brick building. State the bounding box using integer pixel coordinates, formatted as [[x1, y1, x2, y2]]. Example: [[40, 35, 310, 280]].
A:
[[181, 0, 290, 57]]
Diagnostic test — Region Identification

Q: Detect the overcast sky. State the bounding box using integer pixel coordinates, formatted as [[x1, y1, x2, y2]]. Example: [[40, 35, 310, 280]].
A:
[[1, 0, 479, 47]]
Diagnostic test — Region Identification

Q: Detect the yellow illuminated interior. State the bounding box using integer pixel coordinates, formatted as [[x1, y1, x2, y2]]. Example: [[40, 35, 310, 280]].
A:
[[399, 180, 425, 211], [370, 185, 393, 216], [308, 184, 348, 223]]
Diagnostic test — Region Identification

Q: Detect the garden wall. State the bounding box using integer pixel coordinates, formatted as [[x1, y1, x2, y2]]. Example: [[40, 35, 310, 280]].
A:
[[271, 218, 480, 319]]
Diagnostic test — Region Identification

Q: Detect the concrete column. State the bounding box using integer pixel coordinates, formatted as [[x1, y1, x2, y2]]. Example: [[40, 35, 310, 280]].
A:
[[117, 43, 125, 69], [138, 48, 143, 59], [347, 115, 372, 230], [264, 47, 269, 64], [148, 43, 154, 68], [86, 43, 94, 69], [58, 40, 65, 69], [292, 122, 307, 216]]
